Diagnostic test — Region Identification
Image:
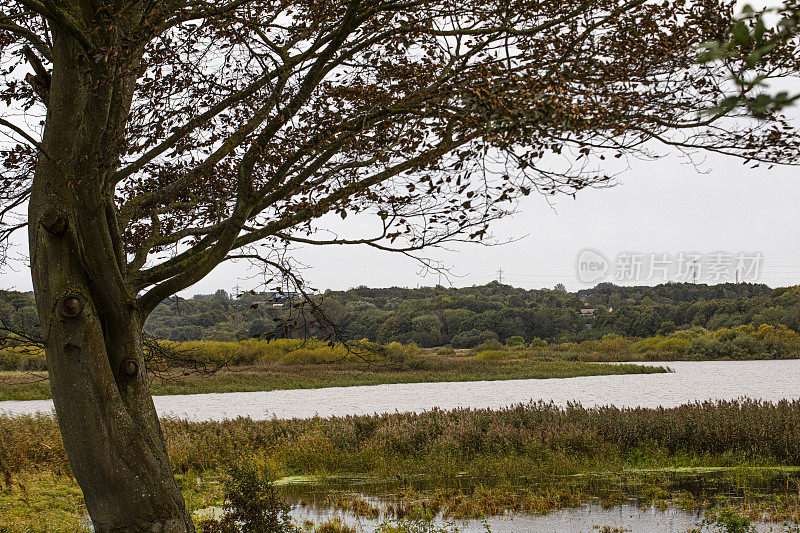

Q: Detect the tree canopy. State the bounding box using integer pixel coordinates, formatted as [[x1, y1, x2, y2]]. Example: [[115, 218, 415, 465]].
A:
[[2, 1, 800, 531], [700, 0, 800, 116], [1, 0, 799, 307]]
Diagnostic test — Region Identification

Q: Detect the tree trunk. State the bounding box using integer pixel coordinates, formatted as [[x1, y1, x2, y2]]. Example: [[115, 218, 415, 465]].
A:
[[27, 27, 195, 533], [29, 211, 196, 533], [29, 220, 195, 532]]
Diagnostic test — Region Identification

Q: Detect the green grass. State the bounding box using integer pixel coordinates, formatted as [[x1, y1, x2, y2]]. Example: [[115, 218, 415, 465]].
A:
[[0, 355, 668, 401], [0, 471, 86, 532], [0, 372, 51, 401]]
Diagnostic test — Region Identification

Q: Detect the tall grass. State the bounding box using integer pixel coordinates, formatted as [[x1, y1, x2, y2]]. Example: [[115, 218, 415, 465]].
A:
[[2, 399, 799, 480]]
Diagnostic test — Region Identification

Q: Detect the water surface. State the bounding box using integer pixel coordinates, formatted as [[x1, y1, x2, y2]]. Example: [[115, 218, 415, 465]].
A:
[[2, 360, 798, 421], [289, 503, 789, 533]]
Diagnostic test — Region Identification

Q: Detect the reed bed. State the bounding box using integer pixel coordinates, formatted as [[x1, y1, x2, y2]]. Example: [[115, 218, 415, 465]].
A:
[[2, 399, 799, 479], [2, 400, 800, 530]]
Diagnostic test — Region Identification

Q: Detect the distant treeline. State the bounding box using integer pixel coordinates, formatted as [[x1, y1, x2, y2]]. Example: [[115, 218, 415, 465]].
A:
[[327, 282, 794, 348], [3, 281, 798, 348]]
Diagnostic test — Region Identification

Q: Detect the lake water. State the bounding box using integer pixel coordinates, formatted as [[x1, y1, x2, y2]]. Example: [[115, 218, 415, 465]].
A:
[[2, 360, 799, 421]]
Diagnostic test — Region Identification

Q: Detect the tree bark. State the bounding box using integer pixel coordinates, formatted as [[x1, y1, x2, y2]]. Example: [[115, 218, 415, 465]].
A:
[[29, 202, 196, 533], [27, 25, 195, 533]]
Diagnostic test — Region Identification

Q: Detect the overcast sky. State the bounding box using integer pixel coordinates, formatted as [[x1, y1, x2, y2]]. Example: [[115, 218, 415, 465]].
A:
[[2, 137, 799, 295], [1, 1, 798, 296]]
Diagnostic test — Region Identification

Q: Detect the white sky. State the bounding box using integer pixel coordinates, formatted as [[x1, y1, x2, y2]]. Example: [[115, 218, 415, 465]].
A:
[[2, 139, 799, 295], [1, 0, 798, 296]]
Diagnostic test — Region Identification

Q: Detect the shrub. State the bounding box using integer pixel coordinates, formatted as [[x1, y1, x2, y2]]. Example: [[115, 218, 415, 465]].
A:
[[528, 337, 548, 349], [473, 350, 510, 361], [200, 461, 298, 533], [451, 329, 498, 349], [471, 339, 504, 354], [386, 342, 422, 365], [504, 336, 526, 347], [0, 339, 46, 371]]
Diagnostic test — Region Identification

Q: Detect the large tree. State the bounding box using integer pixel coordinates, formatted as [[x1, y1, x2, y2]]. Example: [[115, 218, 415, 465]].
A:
[[0, 0, 798, 531]]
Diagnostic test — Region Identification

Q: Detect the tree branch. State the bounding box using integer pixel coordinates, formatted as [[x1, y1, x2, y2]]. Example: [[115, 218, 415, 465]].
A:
[[0, 14, 52, 59], [14, 0, 93, 52]]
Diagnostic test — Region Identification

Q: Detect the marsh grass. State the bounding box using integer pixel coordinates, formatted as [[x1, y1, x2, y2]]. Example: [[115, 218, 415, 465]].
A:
[[0, 353, 667, 401], [0, 471, 85, 532], [0, 371, 50, 401], [4, 399, 800, 477], [3, 400, 800, 529], [2, 400, 800, 527]]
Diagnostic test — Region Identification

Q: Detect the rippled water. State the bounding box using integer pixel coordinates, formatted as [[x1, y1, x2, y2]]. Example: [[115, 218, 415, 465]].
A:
[[2, 360, 799, 421]]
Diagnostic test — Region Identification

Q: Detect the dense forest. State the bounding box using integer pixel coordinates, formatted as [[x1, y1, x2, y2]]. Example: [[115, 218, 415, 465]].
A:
[[3, 281, 799, 348]]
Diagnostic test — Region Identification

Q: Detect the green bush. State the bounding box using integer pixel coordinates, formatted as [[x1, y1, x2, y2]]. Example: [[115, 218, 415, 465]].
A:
[[504, 336, 526, 347], [528, 337, 548, 349], [200, 460, 298, 533], [471, 339, 504, 354], [473, 350, 511, 361], [451, 329, 498, 349]]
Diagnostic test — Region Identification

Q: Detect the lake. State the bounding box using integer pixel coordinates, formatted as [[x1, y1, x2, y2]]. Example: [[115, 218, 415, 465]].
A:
[[2, 359, 799, 421]]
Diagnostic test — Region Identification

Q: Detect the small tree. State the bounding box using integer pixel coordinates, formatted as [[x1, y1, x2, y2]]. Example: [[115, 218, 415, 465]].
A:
[[0, 1, 799, 530], [201, 461, 297, 533]]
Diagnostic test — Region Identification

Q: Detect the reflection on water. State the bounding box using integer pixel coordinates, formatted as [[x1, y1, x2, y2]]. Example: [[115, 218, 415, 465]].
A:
[[291, 503, 707, 533], [2, 360, 800, 421], [288, 500, 788, 533], [275, 468, 800, 532]]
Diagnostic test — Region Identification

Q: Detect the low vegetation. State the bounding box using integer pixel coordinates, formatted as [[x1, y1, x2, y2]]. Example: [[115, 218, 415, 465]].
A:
[[3, 321, 795, 402], [475, 324, 800, 362], [1, 400, 800, 530], [0, 338, 666, 401]]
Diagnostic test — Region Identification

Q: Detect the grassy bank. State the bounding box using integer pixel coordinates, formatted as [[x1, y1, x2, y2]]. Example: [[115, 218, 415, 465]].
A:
[[0, 341, 667, 401], [2, 400, 800, 530], [2, 327, 797, 402]]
